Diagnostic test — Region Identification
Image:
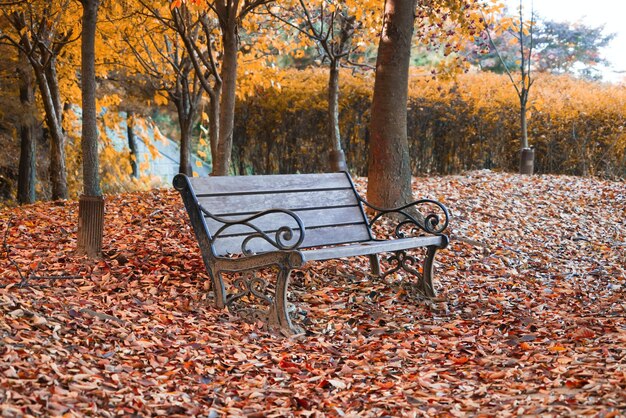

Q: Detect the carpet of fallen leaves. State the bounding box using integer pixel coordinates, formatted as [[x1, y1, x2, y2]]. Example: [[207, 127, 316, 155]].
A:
[[1, 171, 625, 417]]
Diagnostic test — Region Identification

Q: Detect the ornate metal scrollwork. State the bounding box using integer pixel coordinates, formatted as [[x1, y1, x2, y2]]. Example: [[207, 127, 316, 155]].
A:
[[381, 249, 436, 296], [359, 197, 449, 237], [382, 250, 422, 280], [224, 272, 274, 322], [198, 205, 306, 255]]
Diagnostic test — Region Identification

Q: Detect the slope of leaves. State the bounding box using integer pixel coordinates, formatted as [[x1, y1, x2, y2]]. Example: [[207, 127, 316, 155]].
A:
[[1, 172, 624, 416]]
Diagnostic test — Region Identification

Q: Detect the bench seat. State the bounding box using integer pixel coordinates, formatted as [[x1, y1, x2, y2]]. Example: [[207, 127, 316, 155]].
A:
[[301, 236, 445, 262]]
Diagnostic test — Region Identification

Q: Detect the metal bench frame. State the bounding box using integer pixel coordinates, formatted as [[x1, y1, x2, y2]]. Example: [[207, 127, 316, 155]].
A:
[[174, 172, 449, 334]]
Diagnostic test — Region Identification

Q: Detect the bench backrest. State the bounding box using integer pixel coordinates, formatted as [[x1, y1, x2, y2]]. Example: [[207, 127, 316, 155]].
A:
[[187, 172, 373, 256]]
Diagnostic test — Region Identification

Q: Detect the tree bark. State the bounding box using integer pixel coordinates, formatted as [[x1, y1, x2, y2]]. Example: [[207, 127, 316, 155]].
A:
[[213, 30, 238, 176], [328, 60, 348, 172], [366, 0, 416, 208], [77, 0, 104, 258], [17, 48, 36, 205]]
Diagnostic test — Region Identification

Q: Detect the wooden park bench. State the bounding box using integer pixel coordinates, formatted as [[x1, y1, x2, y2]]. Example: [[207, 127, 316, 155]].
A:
[[174, 172, 449, 334]]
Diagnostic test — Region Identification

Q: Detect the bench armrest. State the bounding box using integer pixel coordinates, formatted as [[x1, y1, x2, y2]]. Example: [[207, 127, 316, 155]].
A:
[[358, 196, 449, 238], [198, 204, 306, 255]]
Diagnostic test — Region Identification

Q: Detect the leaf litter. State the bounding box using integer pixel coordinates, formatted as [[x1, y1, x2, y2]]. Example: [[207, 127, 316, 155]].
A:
[[0, 171, 624, 416]]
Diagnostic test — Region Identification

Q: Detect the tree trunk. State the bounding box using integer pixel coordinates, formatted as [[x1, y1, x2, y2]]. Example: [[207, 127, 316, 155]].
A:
[[328, 60, 348, 172], [46, 60, 63, 127], [519, 92, 534, 174], [77, 0, 104, 258], [35, 68, 68, 200], [208, 88, 220, 174], [214, 30, 238, 176], [172, 82, 200, 176], [127, 112, 138, 178], [366, 0, 416, 208], [520, 95, 529, 149], [178, 114, 193, 176], [17, 49, 36, 205]]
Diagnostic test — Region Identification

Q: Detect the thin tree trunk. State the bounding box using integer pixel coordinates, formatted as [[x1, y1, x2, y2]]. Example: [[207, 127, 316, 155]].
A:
[[328, 60, 347, 171], [46, 59, 68, 198], [214, 30, 238, 176], [77, 0, 104, 258], [17, 49, 36, 204], [127, 112, 138, 178], [520, 95, 529, 149], [208, 88, 220, 174], [35, 69, 68, 200], [172, 83, 200, 176], [46, 60, 63, 126], [366, 0, 416, 208], [178, 115, 193, 176], [518, 91, 534, 174]]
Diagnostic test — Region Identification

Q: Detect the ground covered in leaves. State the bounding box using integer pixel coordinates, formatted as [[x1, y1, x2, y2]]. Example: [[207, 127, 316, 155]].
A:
[[1, 171, 625, 417]]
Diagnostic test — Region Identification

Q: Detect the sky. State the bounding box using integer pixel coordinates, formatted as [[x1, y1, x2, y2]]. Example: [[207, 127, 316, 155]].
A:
[[505, 0, 626, 83]]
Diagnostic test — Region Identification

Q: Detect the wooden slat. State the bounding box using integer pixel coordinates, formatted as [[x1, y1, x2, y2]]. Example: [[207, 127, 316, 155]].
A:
[[213, 224, 371, 256], [204, 206, 367, 237], [301, 236, 444, 262], [189, 172, 351, 195], [197, 189, 358, 215]]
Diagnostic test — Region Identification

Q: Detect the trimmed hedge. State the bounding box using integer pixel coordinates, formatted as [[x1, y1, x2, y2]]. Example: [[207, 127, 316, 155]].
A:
[[233, 69, 626, 178]]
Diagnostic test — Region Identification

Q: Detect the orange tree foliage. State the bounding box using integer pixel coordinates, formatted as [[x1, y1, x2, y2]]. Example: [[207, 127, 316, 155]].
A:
[[232, 69, 626, 177], [0, 0, 159, 202]]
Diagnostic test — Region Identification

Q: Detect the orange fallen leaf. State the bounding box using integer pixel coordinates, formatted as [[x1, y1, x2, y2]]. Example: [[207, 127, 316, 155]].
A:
[[486, 371, 507, 380], [377, 381, 395, 389], [565, 379, 587, 388], [570, 327, 595, 340], [549, 344, 567, 352]]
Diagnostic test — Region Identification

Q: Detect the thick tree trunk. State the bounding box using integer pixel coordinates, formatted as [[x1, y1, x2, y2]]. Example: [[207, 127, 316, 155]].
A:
[[17, 49, 36, 205], [213, 30, 238, 176], [77, 0, 104, 258], [80, 0, 101, 197], [127, 112, 138, 178], [328, 60, 347, 172], [366, 0, 416, 207]]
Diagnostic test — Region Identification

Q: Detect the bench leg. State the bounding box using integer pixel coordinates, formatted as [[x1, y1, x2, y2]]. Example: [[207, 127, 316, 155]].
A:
[[207, 267, 227, 309], [210, 253, 304, 335], [369, 254, 381, 276], [422, 245, 438, 298], [217, 265, 301, 335], [269, 266, 301, 335]]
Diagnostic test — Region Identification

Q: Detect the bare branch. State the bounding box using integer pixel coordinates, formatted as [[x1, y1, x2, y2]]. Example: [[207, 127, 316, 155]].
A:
[[480, 8, 521, 98]]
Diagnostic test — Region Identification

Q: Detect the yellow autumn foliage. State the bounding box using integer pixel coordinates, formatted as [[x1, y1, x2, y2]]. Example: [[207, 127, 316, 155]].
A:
[[233, 69, 626, 177]]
